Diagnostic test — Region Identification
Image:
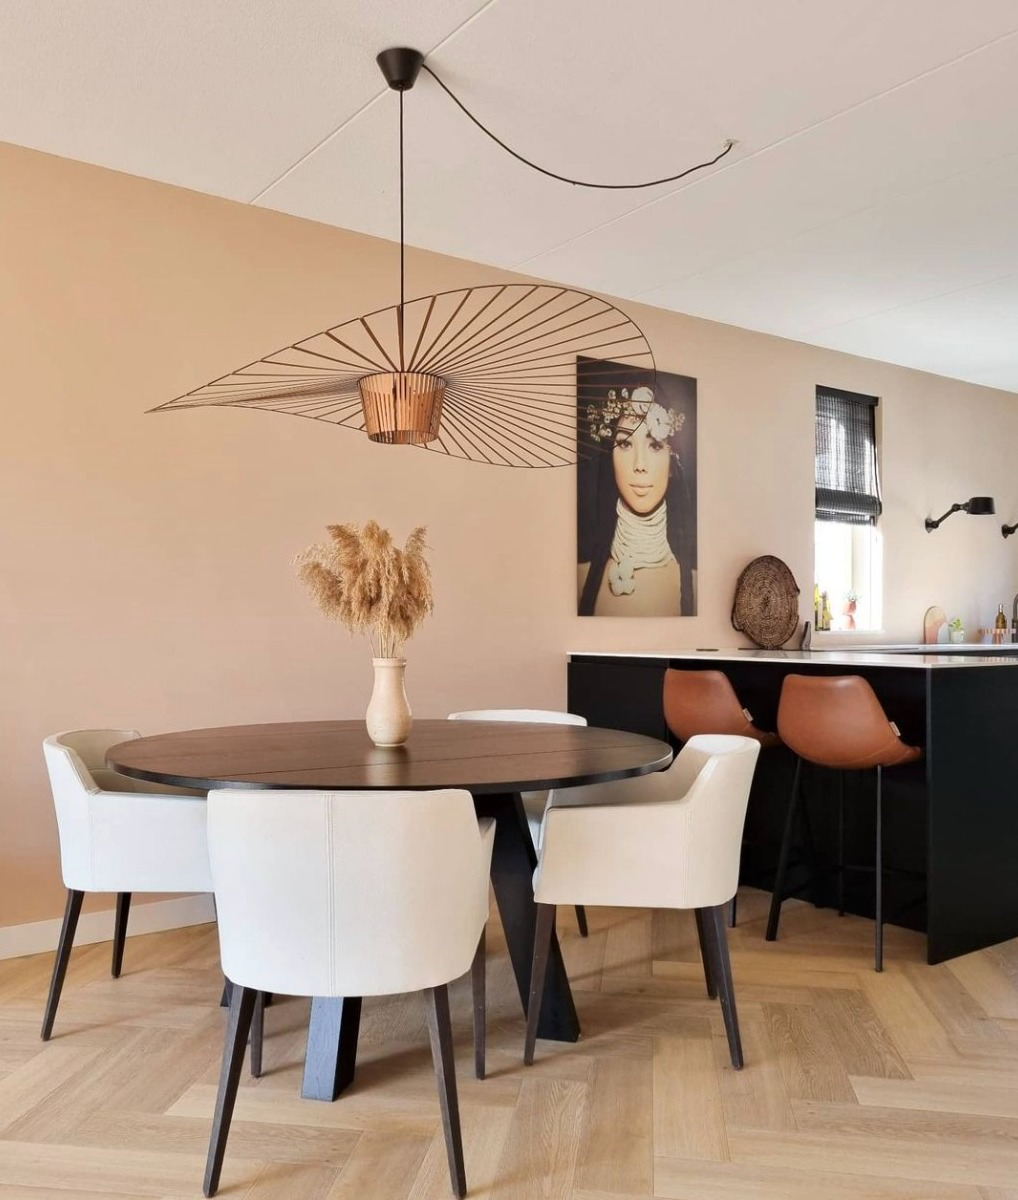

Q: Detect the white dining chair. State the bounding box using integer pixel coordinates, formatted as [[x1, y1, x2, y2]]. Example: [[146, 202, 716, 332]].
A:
[[41, 730, 213, 1041], [447, 708, 591, 937], [202, 787, 494, 1199], [524, 734, 760, 1069]]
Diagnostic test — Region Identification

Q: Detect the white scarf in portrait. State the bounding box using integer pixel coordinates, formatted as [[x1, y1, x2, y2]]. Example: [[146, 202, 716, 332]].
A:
[[608, 500, 674, 596]]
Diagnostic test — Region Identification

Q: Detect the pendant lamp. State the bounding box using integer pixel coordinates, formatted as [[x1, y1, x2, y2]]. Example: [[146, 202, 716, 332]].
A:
[[152, 48, 733, 467]]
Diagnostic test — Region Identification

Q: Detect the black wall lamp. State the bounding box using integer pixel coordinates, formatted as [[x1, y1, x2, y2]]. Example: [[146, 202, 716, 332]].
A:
[[1002, 520, 1018, 539], [925, 496, 996, 532]]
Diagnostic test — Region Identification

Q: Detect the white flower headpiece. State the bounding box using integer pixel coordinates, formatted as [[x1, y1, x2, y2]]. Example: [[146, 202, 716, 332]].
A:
[[586, 384, 685, 444]]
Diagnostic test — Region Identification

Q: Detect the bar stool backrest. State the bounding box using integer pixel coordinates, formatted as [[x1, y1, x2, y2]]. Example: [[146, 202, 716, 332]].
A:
[[777, 674, 920, 769], [664, 669, 776, 745]]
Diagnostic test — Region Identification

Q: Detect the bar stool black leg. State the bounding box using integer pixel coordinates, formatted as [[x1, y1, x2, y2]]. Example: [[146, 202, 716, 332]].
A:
[[797, 768, 823, 908], [729, 895, 737, 928], [766, 757, 802, 941], [837, 773, 846, 917], [875, 766, 884, 973], [574, 905, 589, 938]]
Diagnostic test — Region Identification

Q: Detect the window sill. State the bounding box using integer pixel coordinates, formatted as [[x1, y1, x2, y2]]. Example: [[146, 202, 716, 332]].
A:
[[813, 628, 884, 636], [811, 629, 884, 643]]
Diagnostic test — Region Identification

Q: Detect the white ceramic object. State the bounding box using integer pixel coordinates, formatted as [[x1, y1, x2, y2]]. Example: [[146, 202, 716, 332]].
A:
[[949, 629, 965, 644], [366, 657, 412, 746]]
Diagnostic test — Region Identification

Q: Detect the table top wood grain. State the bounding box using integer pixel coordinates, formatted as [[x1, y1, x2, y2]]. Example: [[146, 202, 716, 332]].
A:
[[106, 719, 673, 794]]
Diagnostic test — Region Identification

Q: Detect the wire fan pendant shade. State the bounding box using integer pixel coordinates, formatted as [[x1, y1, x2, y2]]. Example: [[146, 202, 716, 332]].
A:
[[152, 284, 655, 467]]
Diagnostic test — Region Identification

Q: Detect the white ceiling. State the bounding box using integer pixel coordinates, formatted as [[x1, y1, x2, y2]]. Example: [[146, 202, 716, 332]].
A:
[[4, 1, 1018, 392]]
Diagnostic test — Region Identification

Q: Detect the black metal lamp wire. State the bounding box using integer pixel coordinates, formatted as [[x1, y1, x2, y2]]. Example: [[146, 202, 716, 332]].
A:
[[422, 63, 735, 189], [400, 89, 405, 311], [398, 87, 406, 370]]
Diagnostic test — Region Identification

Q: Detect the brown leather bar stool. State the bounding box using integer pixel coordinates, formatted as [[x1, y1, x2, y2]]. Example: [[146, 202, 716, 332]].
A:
[[664, 669, 780, 749], [767, 674, 921, 971], [664, 669, 780, 927]]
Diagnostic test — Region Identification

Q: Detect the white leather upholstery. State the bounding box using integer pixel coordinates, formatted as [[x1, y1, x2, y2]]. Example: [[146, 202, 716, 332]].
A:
[[206, 789, 495, 998], [535, 735, 760, 910], [43, 730, 213, 894], [447, 709, 588, 845]]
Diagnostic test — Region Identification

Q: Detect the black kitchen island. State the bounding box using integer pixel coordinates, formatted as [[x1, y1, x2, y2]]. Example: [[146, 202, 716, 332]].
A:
[[568, 648, 1018, 964]]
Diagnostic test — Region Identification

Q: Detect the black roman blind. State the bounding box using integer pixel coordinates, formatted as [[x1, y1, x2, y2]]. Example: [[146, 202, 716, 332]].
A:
[[815, 386, 881, 525]]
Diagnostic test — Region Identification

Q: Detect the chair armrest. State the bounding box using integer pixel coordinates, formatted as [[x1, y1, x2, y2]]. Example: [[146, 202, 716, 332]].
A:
[[546, 766, 679, 813], [536, 799, 693, 908], [72, 790, 213, 894]]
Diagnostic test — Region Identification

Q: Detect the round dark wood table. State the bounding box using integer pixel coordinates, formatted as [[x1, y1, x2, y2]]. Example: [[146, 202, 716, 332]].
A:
[[108, 719, 671, 1100]]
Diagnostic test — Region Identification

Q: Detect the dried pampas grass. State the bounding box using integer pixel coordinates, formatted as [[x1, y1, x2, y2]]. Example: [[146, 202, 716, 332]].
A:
[[296, 521, 434, 658]]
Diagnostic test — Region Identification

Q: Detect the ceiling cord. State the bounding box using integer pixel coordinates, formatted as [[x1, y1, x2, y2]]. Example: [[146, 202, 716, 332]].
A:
[[421, 63, 735, 190]]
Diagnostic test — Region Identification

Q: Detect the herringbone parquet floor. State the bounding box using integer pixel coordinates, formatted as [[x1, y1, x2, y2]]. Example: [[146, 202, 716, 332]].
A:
[[1, 890, 1017, 1199]]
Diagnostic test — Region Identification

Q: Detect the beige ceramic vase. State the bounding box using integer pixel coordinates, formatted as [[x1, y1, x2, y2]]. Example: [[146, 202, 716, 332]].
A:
[[366, 657, 413, 747]]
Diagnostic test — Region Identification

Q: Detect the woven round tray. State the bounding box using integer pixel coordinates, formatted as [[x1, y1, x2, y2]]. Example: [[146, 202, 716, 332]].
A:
[[731, 555, 801, 649]]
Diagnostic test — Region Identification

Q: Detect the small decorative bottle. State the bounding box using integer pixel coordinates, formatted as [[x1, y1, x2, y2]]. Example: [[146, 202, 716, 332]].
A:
[[994, 605, 1007, 645]]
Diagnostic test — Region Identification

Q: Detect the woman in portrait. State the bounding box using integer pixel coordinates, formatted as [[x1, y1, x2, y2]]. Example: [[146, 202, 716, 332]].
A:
[[578, 380, 696, 617]]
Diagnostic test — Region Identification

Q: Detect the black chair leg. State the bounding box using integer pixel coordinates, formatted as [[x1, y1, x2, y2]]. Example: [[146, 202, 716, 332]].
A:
[[875, 766, 884, 973], [249, 992, 265, 1078], [111, 892, 131, 978], [575, 904, 589, 938], [523, 903, 556, 1066], [766, 757, 802, 941], [203, 983, 256, 1197], [693, 908, 717, 999], [729, 894, 738, 928], [41, 888, 84, 1041], [424, 984, 467, 1200], [705, 903, 743, 1069], [471, 928, 486, 1080]]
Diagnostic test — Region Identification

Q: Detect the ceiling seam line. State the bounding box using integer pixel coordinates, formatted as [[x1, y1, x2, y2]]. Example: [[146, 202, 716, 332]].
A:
[[791, 265, 1018, 337], [248, 0, 505, 204], [248, 91, 387, 203], [507, 25, 1018, 273], [628, 143, 1018, 302]]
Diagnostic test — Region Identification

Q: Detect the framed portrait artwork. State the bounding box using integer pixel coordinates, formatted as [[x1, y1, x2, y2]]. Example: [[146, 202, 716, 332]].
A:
[[577, 356, 697, 617]]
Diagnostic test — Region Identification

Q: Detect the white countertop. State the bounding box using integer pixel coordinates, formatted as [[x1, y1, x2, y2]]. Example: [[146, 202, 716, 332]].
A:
[[569, 648, 1018, 669], [839, 642, 1018, 653]]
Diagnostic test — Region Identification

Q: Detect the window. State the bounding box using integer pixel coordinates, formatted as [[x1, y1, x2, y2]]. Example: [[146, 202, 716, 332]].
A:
[[814, 386, 882, 632]]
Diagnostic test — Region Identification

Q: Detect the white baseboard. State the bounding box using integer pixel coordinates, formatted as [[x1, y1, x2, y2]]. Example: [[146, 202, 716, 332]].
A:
[[0, 894, 216, 961]]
